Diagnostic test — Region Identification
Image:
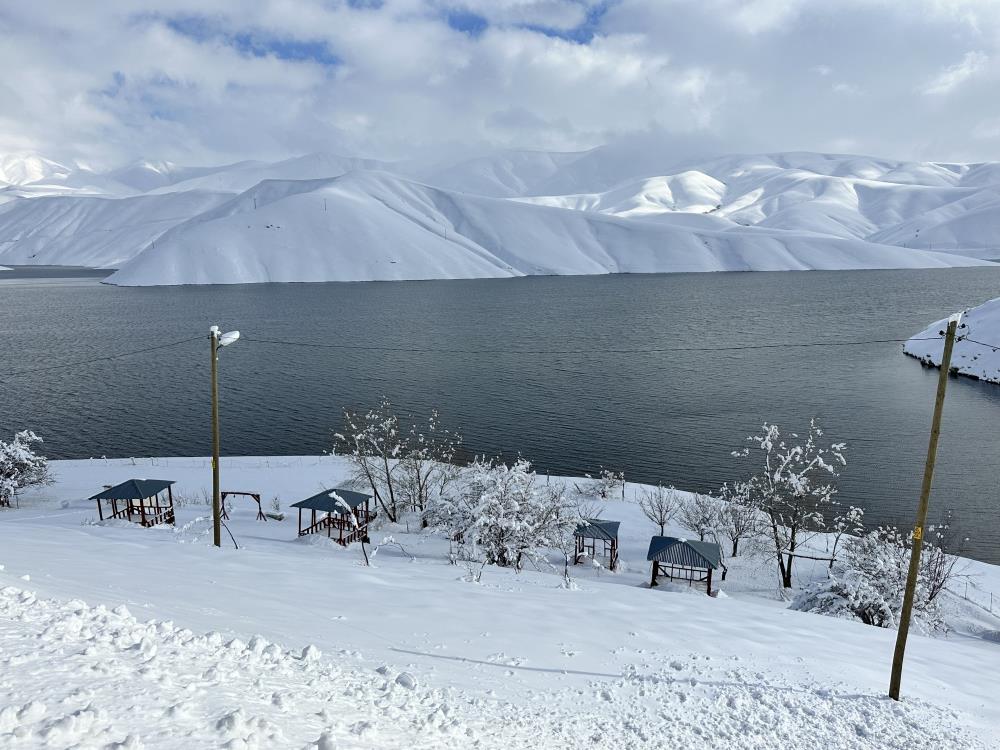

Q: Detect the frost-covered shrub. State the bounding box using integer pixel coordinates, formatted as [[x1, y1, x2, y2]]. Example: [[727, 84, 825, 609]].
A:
[[426, 457, 579, 570], [334, 400, 462, 523], [573, 467, 624, 500], [791, 527, 947, 633], [0, 430, 52, 508]]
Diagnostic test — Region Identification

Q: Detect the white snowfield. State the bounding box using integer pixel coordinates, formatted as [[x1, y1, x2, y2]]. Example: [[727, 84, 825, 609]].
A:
[[0, 149, 997, 285], [905, 296, 1000, 384], [1, 456, 998, 749]]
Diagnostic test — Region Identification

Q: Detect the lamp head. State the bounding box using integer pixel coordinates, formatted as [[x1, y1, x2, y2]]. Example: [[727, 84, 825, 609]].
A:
[[219, 331, 240, 347]]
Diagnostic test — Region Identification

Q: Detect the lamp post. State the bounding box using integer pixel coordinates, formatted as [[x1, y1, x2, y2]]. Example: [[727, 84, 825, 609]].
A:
[[209, 325, 240, 548]]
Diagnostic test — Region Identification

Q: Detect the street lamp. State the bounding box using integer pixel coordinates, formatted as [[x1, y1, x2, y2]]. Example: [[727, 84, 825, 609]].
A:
[[209, 325, 240, 548]]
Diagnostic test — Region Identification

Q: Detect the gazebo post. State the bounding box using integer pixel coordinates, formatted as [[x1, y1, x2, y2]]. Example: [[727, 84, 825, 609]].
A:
[[139, 497, 147, 527], [650, 560, 659, 587], [298, 507, 302, 535], [167, 485, 175, 524], [706, 567, 713, 596], [98, 499, 104, 521]]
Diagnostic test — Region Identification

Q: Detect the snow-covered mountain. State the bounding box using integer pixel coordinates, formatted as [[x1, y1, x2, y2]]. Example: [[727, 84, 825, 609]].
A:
[[0, 152, 71, 186], [1, 147, 999, 285]]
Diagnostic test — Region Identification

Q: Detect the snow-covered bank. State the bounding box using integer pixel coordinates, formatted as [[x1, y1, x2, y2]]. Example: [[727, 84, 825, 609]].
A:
[[904, 297, 1000, 384], [1, 456, 998, 748]]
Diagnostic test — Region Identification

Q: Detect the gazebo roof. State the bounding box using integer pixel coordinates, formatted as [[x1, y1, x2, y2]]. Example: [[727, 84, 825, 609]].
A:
[[291, 488, 371, 514], [574, 518, 620, 542], [90, 479, 174, 501], [646, 536, 722, 569]]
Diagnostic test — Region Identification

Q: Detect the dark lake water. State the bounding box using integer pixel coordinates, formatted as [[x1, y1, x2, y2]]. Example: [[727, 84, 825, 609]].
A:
[[2, 266, 1000, 563]]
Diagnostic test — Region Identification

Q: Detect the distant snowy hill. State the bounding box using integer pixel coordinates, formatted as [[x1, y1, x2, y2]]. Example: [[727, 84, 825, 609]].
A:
[[0, 147, 998, 284], [106, 170, 983, 286], [0, 152, 71, 186]]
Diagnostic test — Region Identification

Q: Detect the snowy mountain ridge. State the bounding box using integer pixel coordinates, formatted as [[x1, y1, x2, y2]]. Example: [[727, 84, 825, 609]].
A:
[[1, 147, 999, 285]]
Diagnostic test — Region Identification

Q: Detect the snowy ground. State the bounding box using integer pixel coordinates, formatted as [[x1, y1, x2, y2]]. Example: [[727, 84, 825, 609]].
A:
[[2, 456, 998, 748], [905, 296, 1000, 385]]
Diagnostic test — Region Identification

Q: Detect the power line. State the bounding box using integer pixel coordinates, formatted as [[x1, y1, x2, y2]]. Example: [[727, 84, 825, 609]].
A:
[[963, 337, 999, 351], [241, 334, 951, 356], [0, 336, 201, 379], [2, 330, 999, 380]]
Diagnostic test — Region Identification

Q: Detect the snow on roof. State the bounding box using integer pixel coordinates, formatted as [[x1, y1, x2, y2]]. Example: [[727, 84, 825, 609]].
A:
[[574, 518, 620, 541], [290, 488, 371, 514], [89, 478, 174, 501], [646, 536, 722, 569]]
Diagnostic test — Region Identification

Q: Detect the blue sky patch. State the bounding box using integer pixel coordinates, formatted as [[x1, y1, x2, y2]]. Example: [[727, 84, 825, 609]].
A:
[[165, 15, 340, 66], [445, 9, 488, 38], [521, 0, 613, 44]]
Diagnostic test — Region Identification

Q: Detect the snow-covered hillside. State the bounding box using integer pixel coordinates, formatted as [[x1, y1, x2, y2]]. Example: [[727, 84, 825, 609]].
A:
[[905, 297, 1000, 384], [107, 171, 984, 286], [1, 456, 998, 748], [0, 153, 71, 186], [1, 148, 999, 284]]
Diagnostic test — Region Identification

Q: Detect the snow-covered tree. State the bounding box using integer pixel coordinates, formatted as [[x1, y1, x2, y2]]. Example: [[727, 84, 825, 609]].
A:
[[0, 430, 52, 508], [396, 410, 462, 518], [636, 484, 681, 535], [791, 526, 949, 632], [573, 467, 624, 500], [426, 457, 580, 571], [677, 493, 720, 542], [736, 420, 846, 588], [596, 468, 625, 499], [333, 398, 404, 521], [717, 480, 762, 557], [829, 505, 865, 569]]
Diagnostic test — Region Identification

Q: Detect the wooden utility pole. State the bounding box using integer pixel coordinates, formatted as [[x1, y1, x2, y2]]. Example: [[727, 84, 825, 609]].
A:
[[889, 315, 961, 700], [210, 326, 221, 548]]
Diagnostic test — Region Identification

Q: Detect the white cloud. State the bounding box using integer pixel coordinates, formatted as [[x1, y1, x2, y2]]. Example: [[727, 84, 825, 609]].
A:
[[832, 82, 862, 96], [921, 50, 989, 95], [1, 0, 1000, 166]]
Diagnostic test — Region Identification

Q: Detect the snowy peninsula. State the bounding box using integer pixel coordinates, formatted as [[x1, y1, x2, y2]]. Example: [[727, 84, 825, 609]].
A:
[[905, 296, 1000, 384]]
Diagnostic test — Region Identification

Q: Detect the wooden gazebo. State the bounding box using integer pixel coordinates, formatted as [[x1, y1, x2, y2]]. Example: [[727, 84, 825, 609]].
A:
[[647, 536, 723, 595], [291, 488, 375, 546], [574, 519, 620, 571], [91, 479, 176, 528]]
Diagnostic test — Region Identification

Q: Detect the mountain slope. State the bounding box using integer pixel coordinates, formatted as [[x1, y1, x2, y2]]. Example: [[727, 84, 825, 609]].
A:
[[106, 171, 987, 286], [0, 190, 232, 268], [2, 148, 1000, 284]]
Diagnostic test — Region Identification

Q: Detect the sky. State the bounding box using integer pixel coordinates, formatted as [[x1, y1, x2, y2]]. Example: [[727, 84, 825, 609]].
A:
[[1, 0, 999, 168]]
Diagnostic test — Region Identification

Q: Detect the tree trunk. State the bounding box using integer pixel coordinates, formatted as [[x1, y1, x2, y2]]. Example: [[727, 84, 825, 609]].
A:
[[768, 515, 788, 587], [731, 539, 739, 557], [782, 531, 797, 588]]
